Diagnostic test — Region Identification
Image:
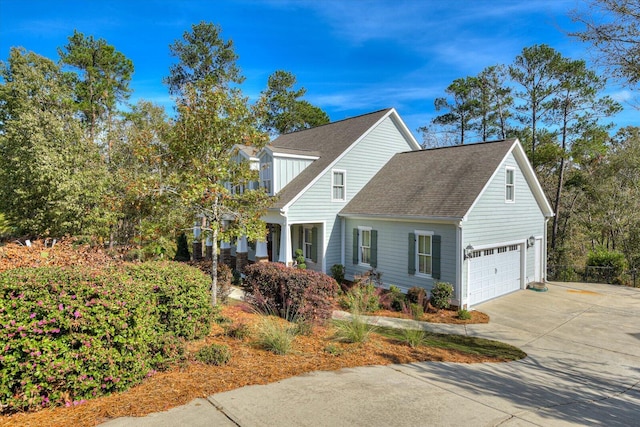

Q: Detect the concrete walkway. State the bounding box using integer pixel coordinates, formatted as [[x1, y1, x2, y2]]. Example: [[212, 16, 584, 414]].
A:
[[103, 282, 640, 426]]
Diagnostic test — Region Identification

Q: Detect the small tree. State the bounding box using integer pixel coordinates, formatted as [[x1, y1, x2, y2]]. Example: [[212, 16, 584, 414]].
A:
[[165, 23, 273, 306]]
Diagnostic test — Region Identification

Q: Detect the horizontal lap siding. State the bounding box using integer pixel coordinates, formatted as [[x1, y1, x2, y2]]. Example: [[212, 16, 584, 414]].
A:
[[287, 117, 417, 273], [463, 153, 545, 296], [344, 218, 457, 294]]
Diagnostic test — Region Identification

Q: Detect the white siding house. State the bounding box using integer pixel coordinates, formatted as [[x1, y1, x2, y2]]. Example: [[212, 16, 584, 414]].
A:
[[225, 111, 552, 308]]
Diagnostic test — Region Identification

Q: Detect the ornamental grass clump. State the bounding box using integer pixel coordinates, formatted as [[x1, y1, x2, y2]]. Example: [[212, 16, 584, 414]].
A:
[[254, 316, 297, 355], [332, 315, 377, 344]]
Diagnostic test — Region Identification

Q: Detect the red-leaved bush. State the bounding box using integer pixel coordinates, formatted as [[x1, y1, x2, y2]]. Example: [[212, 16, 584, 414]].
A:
[[242, 262, 338, 323]]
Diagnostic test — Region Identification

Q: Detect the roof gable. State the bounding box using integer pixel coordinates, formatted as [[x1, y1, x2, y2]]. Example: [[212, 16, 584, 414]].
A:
[[269, 108, 419, 210], [340, 138, 551, 219]]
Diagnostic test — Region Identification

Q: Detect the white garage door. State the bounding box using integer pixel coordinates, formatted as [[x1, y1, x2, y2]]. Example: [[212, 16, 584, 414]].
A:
[[468, 244, 521, 306]]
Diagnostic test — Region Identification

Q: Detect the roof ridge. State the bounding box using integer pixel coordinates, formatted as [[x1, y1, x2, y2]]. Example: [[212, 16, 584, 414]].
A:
[[398, 138, 516, 155], [277, 108, 392, 137]]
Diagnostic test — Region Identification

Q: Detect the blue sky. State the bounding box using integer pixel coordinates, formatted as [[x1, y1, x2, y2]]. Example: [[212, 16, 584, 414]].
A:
[[1, 0, 635, 140]]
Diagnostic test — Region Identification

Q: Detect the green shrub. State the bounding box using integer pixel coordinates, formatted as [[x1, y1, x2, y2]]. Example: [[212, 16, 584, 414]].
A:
[[0, 262, 211, 413], [294, 249, 306, 269], [324, 343, 343, 356], [126, 262, 212, 340], [388, 285, 406, 312], [254, 317, 296, 355], [399, 328, 425, 348], [332, 315, 377, 344], [223, 322, 251, 340], [586, 248, 628, 284], [340, 283, 380, 313], [430, 282, 454, 310], [457, 309, 472, 320], [174, 233, 191, 261], [242, 263, 338, 323], [195, 343, 231, 366], [0, 213, 12, 238], [330, 264, 345, 284], [407, 287, 427, 308], [409, 303, 424, 320]]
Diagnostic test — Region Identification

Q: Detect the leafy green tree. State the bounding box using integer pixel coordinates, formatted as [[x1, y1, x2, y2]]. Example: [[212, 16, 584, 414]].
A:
[[431, 77, 480, 144], [108, 100, 180, 250], [0, 48, 107, 236], [570, 0, 640, 89], [165, 23, 274, 306], [58, 30, 134, 145], [476, 65, 514, 140], [164, 21, 243, 96], [509, 44, 564, 168], [255, 70, 329, 136], [546, 57, 621, 250]]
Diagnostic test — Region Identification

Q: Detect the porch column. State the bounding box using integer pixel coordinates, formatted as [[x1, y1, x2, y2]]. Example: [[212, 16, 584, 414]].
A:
[[255, 239, 268, 263], [219, 240, 231, 266], [236, 236, 248, 272], [278, 224, 293, 266], [192, 221, 202, 261]]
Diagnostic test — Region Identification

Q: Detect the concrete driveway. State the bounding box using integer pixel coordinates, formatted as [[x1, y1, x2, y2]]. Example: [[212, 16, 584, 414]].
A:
[[104, 282, 640, 426]]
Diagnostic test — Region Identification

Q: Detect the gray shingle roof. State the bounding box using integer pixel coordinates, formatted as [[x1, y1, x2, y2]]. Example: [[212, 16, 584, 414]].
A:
[[340, 139, 518, 219], [270, 108, 392, 209]]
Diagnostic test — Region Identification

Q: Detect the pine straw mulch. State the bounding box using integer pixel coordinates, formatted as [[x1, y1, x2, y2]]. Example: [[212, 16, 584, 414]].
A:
[[0, 239, 120, 273], [368, 308, 490, 324], [0, 303, 505, 427]]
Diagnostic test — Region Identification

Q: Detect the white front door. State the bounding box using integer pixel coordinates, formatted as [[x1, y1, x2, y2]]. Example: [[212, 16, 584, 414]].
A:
[[469, 244, 521, 306]]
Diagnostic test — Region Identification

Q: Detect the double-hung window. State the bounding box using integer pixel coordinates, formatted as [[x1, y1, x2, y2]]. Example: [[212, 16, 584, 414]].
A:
[[332, 170, 346, 201], [359, 227, 371, 265], [303, 227, 313, 260], [505, 167, 515, 202], [417, 232, 432, 275]]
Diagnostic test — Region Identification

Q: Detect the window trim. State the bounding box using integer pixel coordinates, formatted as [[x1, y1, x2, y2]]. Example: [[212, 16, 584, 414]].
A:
[[358, 226, 372, 266], [331, 169, 347, 202], [505, 166, 515, 203], [415, 230, 434, 278]]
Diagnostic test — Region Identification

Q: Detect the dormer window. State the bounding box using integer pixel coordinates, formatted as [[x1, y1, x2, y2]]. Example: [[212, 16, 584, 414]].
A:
[[505, 167, 515, 202], [261, 162, 273, 194], [332, 170, 346, 201]]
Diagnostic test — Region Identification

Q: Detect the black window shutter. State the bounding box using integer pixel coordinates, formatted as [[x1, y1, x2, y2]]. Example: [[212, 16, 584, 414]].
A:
[[311, 226, 318, 263], [432, 235, 441, 280], [352, 228, 359, 265], [370, 230, 378, 268], [408, 233, 416, 275]]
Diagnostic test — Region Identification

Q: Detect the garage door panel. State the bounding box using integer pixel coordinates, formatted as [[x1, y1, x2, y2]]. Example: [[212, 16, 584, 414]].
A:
[[469, 244, 521, 306]]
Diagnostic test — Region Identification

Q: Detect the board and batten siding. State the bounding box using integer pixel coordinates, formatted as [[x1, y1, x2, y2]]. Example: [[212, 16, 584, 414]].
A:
[[286, 116, 418, 272], [462, 152, 546, 297], [273, 157, 315, 194], [344, 218, 458, 294]]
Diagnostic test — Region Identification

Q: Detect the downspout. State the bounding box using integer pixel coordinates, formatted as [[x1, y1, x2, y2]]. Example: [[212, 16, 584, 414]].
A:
[[340, 216, 345, 267], [457, 221, 465, 309], [544, 216, 550, 282]]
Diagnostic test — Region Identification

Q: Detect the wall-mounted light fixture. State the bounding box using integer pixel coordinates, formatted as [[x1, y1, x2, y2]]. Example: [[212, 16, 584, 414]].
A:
[[527, 235, 535, 248], [464, 244, 474, 260]]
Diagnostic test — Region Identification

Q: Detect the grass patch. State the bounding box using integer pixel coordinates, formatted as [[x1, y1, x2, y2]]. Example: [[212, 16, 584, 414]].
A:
[[332, 315, 377, 343], [376, 326, 526, 361], [254, 316, 296, 355]]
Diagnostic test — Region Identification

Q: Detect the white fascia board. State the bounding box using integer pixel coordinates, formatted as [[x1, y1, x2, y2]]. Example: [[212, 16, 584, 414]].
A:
[[272, 152, 319, 160], [511, 142, 554, 217], [282, 109, 414, 210], [338, 213, 462, 224], [388, 108, 422, 151]]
